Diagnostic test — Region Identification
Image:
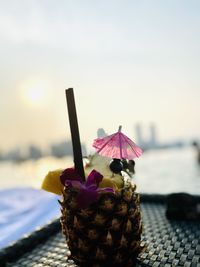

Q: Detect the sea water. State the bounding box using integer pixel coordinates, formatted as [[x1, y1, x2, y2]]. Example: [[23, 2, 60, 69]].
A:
[[0, 146, 200, 195], [0, 146, 200, 249]]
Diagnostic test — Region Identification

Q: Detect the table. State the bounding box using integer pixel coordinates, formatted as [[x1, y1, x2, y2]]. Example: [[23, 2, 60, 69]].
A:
[[1, 195, 200, 267]]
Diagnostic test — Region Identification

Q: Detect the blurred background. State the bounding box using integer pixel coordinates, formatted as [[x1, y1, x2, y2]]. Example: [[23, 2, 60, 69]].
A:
[[1, 0, 200, 248]]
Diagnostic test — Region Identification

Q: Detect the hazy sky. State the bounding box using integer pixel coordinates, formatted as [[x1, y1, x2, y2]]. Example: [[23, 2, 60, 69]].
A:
[[1, 0, 200, 152]]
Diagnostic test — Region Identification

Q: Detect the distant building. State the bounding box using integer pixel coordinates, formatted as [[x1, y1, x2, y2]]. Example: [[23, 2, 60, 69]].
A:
[[28, 145, 42, 159], [134, 122, 186, 150], [135, 123, 144, 148], [51, 141, 73, 157], [149, 123, 157, 148], [134, 123, 158, 149], [97, 128, 107, 138], [51, 141, 87, 158], [3, 148, 24, 162]]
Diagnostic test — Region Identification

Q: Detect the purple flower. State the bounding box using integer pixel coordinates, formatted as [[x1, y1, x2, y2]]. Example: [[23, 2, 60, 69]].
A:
[[60, 167, 82, 185], [64, 169, 114, 209]]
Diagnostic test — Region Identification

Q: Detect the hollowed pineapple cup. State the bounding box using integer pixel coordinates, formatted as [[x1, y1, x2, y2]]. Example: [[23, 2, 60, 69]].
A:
[[60, 182, 143, 267]]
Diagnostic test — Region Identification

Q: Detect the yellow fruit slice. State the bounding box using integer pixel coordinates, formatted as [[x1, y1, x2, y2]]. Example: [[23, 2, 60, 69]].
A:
[[41, 169, 64, 195], [99, 177, 117, 191], [110, 174, 124, 189]]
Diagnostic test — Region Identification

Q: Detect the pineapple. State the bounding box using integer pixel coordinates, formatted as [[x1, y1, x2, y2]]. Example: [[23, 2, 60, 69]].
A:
[[41, 90, 144, 266], [41, 155, 143, 266], [60, 180, 143, 267]]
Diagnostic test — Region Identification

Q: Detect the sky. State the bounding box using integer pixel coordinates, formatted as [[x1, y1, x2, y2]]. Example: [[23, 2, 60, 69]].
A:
[[1, 0, 200, 152]]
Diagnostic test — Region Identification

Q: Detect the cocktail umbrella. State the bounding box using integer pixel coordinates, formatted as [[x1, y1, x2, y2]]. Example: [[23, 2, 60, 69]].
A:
[[93, 126, 143, 160]]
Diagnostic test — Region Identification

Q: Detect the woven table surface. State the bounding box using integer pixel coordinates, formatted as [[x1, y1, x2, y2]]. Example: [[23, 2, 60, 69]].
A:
[[1, 196, 200, 267]]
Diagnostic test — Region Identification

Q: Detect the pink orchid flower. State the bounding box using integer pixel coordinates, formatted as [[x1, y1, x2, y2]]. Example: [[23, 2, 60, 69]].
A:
[[60, 168, 114, 209]]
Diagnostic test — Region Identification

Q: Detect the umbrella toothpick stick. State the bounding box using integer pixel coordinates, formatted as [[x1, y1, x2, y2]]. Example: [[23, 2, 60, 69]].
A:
[[118, 126, 123, 159]]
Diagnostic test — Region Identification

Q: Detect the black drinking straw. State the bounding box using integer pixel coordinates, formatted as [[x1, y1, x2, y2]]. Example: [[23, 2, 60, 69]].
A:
[[65, 88, 85, 181]]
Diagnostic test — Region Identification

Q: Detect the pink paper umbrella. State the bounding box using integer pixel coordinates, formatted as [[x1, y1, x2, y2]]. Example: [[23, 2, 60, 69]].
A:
[[93, 126, 143, 160]]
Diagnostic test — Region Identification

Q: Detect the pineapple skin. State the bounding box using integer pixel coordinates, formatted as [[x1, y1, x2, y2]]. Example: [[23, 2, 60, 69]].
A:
[[60, 182, 143, 267]]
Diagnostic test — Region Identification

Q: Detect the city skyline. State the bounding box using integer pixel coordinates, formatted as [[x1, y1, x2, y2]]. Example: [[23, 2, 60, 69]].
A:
[[1, 1, 200, 151], [0, 123, 193, 162]]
